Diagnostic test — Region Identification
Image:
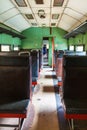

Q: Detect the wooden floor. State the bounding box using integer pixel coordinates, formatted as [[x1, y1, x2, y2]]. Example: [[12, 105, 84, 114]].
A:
[[28, 67, 59, 130], [21, 55, 61, 130]]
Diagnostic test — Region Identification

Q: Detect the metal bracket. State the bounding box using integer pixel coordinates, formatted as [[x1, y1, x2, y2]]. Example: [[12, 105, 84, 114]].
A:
[[68, 119, 74, 130], [0, 118, 23, 130]]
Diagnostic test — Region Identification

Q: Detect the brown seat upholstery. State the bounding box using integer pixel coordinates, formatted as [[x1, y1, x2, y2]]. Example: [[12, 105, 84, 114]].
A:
[[0, 53, 31, 129], [62, 55, 87, 129]]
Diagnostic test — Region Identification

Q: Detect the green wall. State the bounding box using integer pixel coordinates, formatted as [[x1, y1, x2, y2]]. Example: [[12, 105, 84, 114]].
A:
[[68, 32, 87, 51], [1, 34, 13, 45], [0, 23, 22, 49], [21, 27, 67, 66], [69, 37, 75, 45], [52, 28, 67, 50], [13, 37, 21, 46], [21, 27, 67, 50], [82, 33, 87, 50], [0, 26, 67, 66], [0, 33, 21, 49], [21, 27, 50, 49]]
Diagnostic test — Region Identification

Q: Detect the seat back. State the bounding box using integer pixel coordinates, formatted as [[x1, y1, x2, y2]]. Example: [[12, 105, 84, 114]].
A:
[[0, 55, 31, 100], [30, 50, 39, 78], [63, 55, 87, 99]]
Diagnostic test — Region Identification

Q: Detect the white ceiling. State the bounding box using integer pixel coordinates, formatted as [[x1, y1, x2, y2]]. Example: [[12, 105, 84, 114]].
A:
[[0, 0, 87, 32]]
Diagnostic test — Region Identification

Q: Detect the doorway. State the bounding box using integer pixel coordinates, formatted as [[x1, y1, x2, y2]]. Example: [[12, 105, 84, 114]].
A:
[[42, 37, 49, 67]]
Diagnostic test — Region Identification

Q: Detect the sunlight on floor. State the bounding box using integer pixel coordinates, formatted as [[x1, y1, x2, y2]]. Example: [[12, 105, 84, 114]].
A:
[[27, 67, 60, 130]]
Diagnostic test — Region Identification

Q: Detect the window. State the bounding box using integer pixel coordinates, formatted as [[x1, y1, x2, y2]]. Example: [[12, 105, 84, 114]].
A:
[[1, 45, 10, 51], [69, 45, 74, 51], [13, 46, 19, 51], [76, 45, 84, 51]]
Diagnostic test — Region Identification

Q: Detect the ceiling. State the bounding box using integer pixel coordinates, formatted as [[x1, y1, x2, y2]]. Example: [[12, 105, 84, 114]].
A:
[[0, 0, 87, 32]]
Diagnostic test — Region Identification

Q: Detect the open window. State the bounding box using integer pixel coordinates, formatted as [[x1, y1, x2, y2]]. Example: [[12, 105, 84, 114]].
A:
[[1, 45, 10, 52], [76, 45, 85, 51], [69, 45, 74, 51], [13, 46, 20, 51]]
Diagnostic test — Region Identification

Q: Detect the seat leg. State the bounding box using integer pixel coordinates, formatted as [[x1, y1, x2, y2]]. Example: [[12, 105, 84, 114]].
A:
[[68, 119, 74, 130], [14, 118, 23, 130]]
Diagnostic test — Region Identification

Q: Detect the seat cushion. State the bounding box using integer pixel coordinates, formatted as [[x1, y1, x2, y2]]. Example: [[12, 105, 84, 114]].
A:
[[32, 77, 37, 82], [64, 99, 87, 114], [0, 99, 29, 114]]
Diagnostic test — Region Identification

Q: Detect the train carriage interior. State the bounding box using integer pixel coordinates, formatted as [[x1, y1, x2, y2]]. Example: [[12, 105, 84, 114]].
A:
[[0, 0, 87, 130]]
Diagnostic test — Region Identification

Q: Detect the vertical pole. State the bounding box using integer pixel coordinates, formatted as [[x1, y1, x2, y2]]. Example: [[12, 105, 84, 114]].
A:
[[52, 37, 55, 70], [48, 37, 52, 66]]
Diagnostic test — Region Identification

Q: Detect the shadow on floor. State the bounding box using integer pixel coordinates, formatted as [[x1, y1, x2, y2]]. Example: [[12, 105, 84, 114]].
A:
[[43, 86, 59, 93]]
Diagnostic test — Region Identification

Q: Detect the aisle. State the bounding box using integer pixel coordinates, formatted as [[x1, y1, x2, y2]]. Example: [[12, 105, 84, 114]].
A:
[[28, 66, 60, 130], [22, 55, 87, 130], [21, 54, 67, 130]]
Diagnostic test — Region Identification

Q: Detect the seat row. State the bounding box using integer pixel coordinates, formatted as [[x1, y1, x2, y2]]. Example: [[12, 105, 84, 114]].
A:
[[54, 50, 87, 130], [0, 50, 42, 129]]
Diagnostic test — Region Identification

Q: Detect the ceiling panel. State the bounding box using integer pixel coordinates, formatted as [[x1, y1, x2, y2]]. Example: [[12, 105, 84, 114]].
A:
[[4, 14, 30, 32], [58, 20, 71, 30], [51, 7, 63, 14], [59, 13, 78, 30], [18, 7, 32, 14], [51, 20, 58, 25], [67, 0, 87, 15], [0, 0, 14, 14], [28, 0, 51, 8], [64, 8, 83, 21], [0, 0, 87, 32], [0, 8, 19, 22]]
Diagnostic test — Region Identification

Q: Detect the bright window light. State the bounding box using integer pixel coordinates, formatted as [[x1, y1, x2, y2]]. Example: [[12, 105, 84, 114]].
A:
[[14, 46, 19, 51], [69, 45, 74, 51], [1, 45, 10, 51], [76, 46, 83, 51]]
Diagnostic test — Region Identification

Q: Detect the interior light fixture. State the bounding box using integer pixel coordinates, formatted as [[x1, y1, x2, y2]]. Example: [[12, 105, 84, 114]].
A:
[[14, 0, 27, 7], [35, 0, 43, 4], [42, 24, 46, 27], [38, 10, 45, 19], [52, 14, 59, 19], [53, 0, 64, 6], [51, 23, 56, 26], [25, 14, 34, 19], [31, 23, 37, 26]]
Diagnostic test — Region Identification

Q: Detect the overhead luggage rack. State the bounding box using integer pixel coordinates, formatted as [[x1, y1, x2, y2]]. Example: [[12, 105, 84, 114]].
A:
[[64, 21, 87, 39]]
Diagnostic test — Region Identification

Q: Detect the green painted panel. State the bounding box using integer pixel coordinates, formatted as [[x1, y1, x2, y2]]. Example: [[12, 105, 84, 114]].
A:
[[22, 27, 49, 49], [69, 37, 74, 45], [68, 33, 87, 50], [1, 33, 13, 44], [83, 33, 87, 50], [69, 37, 75, 46], [21, 27, 67, 65], [21, 27, 67, 50], [52, 28, 67, 50], [0, 34, 1, 43], [13, 37, 21, 45], [0, 33, 22, 49], [83, 34, 86, 44], [74, 34, 83, 45]]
